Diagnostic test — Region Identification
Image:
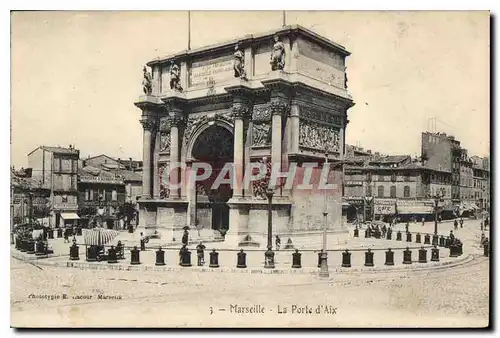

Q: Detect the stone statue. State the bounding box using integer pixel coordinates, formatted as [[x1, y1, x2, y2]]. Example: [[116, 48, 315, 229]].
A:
[[233, 44, 247, 79], [169, 62, 183, 91], [270, 34, 285, 71], [142, 66, 153, 95]]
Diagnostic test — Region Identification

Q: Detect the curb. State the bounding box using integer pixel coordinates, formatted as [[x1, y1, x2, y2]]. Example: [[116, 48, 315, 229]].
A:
[[11, 250, 473, 275]]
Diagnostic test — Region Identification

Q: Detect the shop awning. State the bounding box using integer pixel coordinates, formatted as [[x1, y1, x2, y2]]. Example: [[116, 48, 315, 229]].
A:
[[397, 205, 434, 214], [61, 213, 80, 220]]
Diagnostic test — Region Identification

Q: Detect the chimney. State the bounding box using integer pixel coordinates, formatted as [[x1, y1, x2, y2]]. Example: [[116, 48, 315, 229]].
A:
[[129, 157, 133, 170], [118, 158, 121, 169]]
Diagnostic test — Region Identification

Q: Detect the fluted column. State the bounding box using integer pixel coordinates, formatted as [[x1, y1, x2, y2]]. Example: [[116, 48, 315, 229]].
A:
[[153, 131, 160, 198], [140, 118, 155, 198], [169, 115, 182, 199], [270, 101, 287, 179], [232, 105, 248, 198], [289, 101, 299, 154]]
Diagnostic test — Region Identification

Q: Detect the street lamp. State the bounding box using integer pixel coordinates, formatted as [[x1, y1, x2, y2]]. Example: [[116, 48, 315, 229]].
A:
[[319, 147, 330, 278], [265, 187, 275, 269], [431, 190, 445, 245], [97, 194, 105, 228]]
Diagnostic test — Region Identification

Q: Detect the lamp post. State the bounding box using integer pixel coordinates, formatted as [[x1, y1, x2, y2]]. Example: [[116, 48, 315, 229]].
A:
[[97, 194, 105, 228], [319, 147, 330, 278], [265, 187, 275, 268], [432, 190, 444, 245]]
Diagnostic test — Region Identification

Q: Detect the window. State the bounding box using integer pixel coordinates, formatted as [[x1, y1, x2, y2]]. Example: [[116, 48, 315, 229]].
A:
[[404, 186, 411, 198], [85, 189, 90, 201], [112, 189, 117, 201], [378, 186, 385, 198], [390, 185, 397, 198], [89, 189, 94, 201], [101, 190, 106, 201], [391, 173, 397, 182]]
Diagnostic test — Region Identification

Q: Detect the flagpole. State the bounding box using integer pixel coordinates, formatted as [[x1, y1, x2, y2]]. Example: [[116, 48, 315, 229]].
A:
[[188, 11, 191, 51], [282, 11, 286, 27]]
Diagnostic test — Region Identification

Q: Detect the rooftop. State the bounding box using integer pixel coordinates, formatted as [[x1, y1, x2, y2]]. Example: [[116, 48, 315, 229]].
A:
[[28, 145, 79, 156], [147, 24, 349, 66]]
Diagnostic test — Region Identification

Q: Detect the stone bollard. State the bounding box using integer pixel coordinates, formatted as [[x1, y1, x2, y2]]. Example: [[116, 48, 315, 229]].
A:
[[155, 247, 166, 266], [130, 246, 141, 265], [439, 236, 445, 247], [128, 225, 134, 233], [416, 233, 421, 243], [26, 240, 35, 254], [364, 249, 374, 267], [386, 230, 392, 240], [418, 247, 427, 263], [406, 232, 412, 243], [180, 248, 192, 267], [86, 245, 98, 262], [365, 229, 370, 238], [57, 228, 63, 238], [385, 248, 395, 266], [353, 227, 359, 238], [237, 249, 247, 268], [209, 249, 220, 268], [48, 230, 54, 239], [403, 247, 412, 264], [69, 242, 79, 260], [431, 246, 440, 262], [432, 235, 439, 246], [484, 239, 489, 257], [424, 234, 431, 245], [457, 242, 463, 256], [265, 248, 275, 269], [292, 249, 302, 268], [108, 246, 118, 264], [35, 240, 46, 256], [342, 250, 351, 268], [396, 231, 402, 241], [444, 237, 450, 248], [449, 243, 459, 258]]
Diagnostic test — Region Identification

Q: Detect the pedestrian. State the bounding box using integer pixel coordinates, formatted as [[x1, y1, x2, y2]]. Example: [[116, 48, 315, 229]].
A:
[[63, 228, 69, 243], [449, 230, 455, 242], [182, 229, 189, 246], [459, 218, 464, 228], [179, 244, 188, 265], [405, 222, 409, 233], [275, 235, 281, 251], [454, 219, 458, 231], [140, 232, 146, 251], [421, 217, 425, 227], [196, 241, 206, 266]]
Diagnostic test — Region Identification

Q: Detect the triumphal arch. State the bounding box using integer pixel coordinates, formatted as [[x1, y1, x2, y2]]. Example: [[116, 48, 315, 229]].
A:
[[135, 25, 354, 246]]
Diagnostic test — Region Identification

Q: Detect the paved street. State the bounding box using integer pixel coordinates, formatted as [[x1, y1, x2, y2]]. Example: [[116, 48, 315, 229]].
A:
[[11, 218, 489, 328]]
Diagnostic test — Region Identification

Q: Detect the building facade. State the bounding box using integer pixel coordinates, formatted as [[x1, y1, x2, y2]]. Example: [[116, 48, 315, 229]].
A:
[[135, 25, 354, 246], [27, 146, 80, 227], [343, 154, 452, 222], [77, 165, 126, 229]]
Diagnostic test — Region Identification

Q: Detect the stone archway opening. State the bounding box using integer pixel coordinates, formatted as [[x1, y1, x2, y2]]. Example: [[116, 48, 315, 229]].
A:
[[191, 125, 233, 232]]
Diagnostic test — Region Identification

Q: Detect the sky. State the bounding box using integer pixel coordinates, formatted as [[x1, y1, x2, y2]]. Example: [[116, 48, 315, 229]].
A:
[[10, 11, 490, 168]]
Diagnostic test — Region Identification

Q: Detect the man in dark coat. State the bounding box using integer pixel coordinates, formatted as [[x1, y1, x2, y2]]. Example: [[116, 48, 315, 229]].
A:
[[196, 241, 206, 266], [182, 229, 189, 246], [454, 219, 458, 230]]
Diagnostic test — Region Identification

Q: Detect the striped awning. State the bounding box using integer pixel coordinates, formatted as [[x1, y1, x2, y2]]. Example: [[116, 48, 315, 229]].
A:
[[83, 228, 119, 246]]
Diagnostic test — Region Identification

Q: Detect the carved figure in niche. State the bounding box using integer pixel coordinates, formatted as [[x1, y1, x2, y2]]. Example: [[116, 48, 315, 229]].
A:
[[160, 131, 171, 152], [270, 34, 285, 71], [158, 164, 170, 199], [252, 123, 271, 147], [142, 66, 153, 95], [169, 62, 183, 91], [233, 44, 247, 80]]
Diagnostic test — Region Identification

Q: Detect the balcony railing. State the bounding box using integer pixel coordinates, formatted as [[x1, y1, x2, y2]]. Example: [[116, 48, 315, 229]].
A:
[[79, 176, 124, 184]]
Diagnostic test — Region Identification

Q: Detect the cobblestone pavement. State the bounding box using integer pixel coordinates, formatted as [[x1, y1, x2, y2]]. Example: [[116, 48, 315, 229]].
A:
[[11, 251, 489, 328]]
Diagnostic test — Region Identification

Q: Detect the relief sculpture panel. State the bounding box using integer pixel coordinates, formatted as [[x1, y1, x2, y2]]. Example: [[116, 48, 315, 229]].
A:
[[299, 120, 340, 152]]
